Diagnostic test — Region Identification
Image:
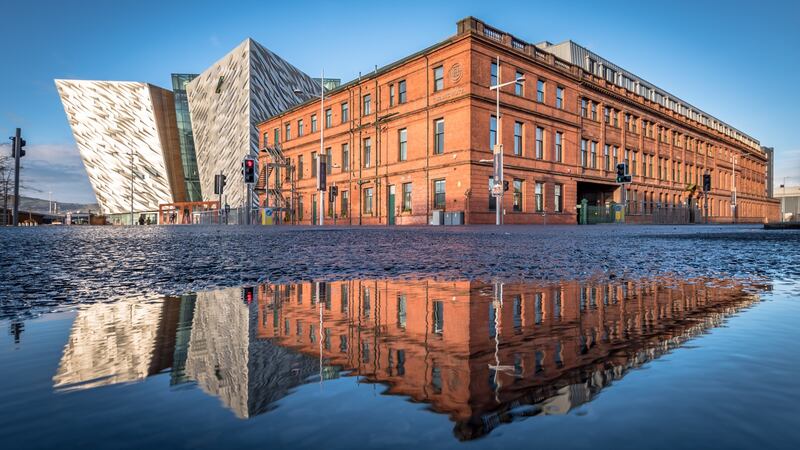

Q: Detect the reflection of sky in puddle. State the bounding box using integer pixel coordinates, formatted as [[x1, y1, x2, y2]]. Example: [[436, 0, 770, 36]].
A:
[[48, 277, 762, 439]]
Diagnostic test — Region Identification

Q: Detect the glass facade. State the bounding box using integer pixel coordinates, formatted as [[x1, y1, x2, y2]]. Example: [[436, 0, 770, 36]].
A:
[[171, 73, 202, 202]]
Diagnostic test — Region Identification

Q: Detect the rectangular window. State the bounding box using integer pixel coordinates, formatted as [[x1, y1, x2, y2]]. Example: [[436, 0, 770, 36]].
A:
[[613, 110, 619, 127], [537, 79, 545, 102], [262, 131, 268, 148], [311, 151, 317, 177], [513, 179, 523, 212], [298, 155, 304, 179], [341, 102, 349, 122], [535, 126, 544, 159], [433, 66, 444, 92], [556, 87, 564, 109], [590, 141, 597, 169], [535, 182, 544, 212], [434, 119, 444, 155], [326, 151, 332, 175], [515, 70, 524, 95], [298, 119, 304, 136], [274, 128, 280, 144], [489, 115, 497, 149], [285, 123, 291, 140], [490, 61, 498, 87], [514, 122, 523, 156], [402, 182, 412, 211], [341, 143, 349, 170], [341, 190, 348, 217], [398, 80, 407, 104], [389, 83, 395, 106], [581, 139, 588, 167], [325, 108, 332, 128], [554, 184, 563, 212], [397, 295, 406, 328], [363, 94, 371, 115], [433, 179, 445, 209], [398, 128, 407, 161], [297, 195, 303, 220], [632, 152, 638, 176], [591, 102, 597, 120], [581, 98, 587, 117], [604, 145, 610, 171], [604, 107, 610, 123], [555, 132, 563, 162], [363, 137, 371, 168], [612, 146, 618, 166], [311, 114, 317, 132], [363, 188, 373, 214]]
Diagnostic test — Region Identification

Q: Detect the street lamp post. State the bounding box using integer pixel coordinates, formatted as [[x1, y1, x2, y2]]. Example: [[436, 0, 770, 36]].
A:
[[295, 72, 326, 226], [489, 56, 524, 226], [731, 154, 737, 223], [318, 71, 325, 227]]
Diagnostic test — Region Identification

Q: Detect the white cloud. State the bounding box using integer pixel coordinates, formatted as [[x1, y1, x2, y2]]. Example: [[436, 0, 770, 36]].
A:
[[15, 143, 96, 204]]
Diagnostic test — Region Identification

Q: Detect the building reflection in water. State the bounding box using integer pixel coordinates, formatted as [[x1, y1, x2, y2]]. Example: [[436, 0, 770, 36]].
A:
[[53, 278, 762, 439]]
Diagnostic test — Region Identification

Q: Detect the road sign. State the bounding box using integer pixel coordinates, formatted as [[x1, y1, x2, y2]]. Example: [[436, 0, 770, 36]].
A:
[[492, 183, 503, 197]]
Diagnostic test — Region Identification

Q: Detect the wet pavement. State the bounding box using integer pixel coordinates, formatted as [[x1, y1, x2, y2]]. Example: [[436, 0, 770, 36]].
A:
[[1, 224, 799, 319], [1, 225, 799, 449]]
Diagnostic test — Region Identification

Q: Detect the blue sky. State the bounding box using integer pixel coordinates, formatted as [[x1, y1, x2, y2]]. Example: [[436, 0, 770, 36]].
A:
[[1, 0, 798, 203]]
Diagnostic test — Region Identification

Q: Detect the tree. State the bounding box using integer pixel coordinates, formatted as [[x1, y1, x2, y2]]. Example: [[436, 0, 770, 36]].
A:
[[0, 150, 13, 226]]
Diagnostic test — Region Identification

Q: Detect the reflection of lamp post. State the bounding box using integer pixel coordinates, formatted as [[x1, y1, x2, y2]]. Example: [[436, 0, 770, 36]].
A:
[[488, 281, 514, 403], [489, 56, 525, 226]]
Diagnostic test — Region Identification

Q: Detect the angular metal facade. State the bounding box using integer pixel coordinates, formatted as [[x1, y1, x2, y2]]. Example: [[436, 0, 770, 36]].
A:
[[56, 80, 187, 214], [187, 38, 320, 208]]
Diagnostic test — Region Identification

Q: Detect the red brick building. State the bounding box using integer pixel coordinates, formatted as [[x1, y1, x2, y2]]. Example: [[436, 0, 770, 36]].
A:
[[257, 17, 779, 225], [255, 278, 755, 438]]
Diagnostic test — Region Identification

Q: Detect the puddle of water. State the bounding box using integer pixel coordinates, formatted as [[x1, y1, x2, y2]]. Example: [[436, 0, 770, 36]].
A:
[[1, 277, 798, 449]]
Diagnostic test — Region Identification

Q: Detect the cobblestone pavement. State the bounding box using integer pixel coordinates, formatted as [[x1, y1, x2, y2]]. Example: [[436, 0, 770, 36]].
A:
[[1, 224, 798, 318]]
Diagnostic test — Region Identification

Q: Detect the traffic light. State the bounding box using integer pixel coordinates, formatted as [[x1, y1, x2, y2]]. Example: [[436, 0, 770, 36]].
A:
[[703, 173, 711, 192], [241, 286, 255, 304], [243, 158, 256, 184], [9, 136, 26, 157], [616, 163, 631, 183], [317, 160, 327, 191], [214, 174, 227, 195], [328, 185, 338, 202]]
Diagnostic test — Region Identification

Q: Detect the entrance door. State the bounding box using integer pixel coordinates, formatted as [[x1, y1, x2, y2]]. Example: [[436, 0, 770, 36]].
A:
[[312, 196, 317, 225], [388, 185, 396, 225]]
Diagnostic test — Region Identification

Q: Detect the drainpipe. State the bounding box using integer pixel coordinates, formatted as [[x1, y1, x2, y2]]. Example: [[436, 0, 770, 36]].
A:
[[425, 54, 430, 223], [358, 72, 363, 225], [375, 66, 381, 224]]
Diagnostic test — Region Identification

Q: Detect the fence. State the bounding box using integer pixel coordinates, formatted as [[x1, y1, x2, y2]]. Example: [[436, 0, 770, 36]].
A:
[[176, 207, 265, 226], [627, 204, 704, 225]]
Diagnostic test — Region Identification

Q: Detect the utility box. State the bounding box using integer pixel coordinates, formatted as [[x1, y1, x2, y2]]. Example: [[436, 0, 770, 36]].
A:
[[444, 211, 464, 225], [430, 210, 444, 226]]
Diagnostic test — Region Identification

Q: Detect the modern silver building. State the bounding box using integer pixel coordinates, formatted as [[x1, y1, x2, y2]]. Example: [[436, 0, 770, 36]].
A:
[[186, 38, 321, 208], [56, 79, 189, 222]]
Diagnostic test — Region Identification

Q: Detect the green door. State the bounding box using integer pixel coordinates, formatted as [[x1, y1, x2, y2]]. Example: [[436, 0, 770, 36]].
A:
[[388, 185, 396, 225]]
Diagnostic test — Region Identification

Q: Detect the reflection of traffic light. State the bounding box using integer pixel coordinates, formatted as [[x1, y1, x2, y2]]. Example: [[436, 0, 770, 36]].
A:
[[503, 180, 509, 192], [243, 158, 256, 184], [241, 286, 255, 304]]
